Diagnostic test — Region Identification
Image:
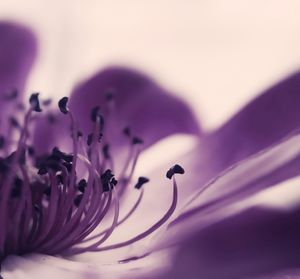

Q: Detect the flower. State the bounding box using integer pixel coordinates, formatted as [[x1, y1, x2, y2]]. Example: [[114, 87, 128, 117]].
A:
[[1, 21, 300, 279], [0, 21, 200, 278]]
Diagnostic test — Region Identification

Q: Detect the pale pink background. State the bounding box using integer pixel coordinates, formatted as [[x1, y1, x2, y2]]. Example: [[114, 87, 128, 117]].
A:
[[0, 0, 299, 130]]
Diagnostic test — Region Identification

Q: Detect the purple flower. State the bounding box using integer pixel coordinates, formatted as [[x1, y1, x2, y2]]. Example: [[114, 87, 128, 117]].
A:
[[1, 21, 300, 279]]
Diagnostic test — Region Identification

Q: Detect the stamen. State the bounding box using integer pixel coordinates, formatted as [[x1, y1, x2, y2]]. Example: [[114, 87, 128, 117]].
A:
[[134, 176, 149, 189], [86, 168, 182, 252], [58, 97, 69, 114], [29, 93, 42, 112], [0, 91, 184, 269], [82, 180, 145, 243]]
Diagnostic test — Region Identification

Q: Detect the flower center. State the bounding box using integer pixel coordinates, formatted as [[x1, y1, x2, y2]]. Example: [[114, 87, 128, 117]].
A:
[[0, 93, 184, 265]]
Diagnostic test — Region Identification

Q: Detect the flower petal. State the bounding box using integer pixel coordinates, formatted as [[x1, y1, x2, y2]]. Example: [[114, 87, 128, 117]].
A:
[[169, 132, 300, 231], [0, 21, 37, 120], [1, 252, 169, 279], [169, 204, 300, 279], [69, 67, 201, 148], [32, 67, 200, 155], [210, 71, 300, 171]]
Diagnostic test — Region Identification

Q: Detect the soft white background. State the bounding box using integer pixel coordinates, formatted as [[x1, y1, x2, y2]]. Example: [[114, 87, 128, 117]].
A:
[[1, 0, 300, 130]]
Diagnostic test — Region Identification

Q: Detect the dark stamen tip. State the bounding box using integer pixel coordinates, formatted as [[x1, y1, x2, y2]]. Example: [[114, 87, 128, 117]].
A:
[[123, 126, 131, 137], [102, 144, 110, 159], [27, 146, 35, 156], [74, 194, 83, 207], [101, 169, 114, 192], [111, 177, 118, 186], [135, 176, 150, 189], [11, 177, 23, 198], [132, 137, 143, 145], [29, 93, 42, 112], [166, 164, 185, 179], [78, 179, 87, 193], [87, 133, 93, 146], [44, 187, 51, 196], [58, 97, 69, 114], [105, 88, 115, 102], [38, 166, 48, 175], [90, 106, 101, 122]]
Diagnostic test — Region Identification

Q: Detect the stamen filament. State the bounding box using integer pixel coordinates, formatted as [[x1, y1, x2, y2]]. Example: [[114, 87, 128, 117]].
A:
[[83, 187, 144, 243], [89, 177, 178, 252]]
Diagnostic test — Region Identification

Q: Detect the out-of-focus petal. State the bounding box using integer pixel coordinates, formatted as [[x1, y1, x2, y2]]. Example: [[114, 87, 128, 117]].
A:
[[33, 67, 200, 155], [1, 253, 169, 279], [156, 71, 300, 221], [169, 204, 300, 279], [168, 132, 300, 233], [0, 21, 37, 122], [69, 67, 201, 147], [32, 112, 71, 155], [210, 71, 300, 171]]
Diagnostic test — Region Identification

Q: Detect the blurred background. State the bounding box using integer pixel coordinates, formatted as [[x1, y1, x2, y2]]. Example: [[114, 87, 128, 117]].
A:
[[0, 0, 300, 131]]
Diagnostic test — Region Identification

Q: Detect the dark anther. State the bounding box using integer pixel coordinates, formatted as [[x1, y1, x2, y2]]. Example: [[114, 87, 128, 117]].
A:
[[134, 176, 149, 189], [102, 144, 110, 159], [42, 99, 52, 106], [29, 93, 42, 112], [11, 177, 23, 198], [123, 126, 131, 137], [78, 179, 87, 193], [77, 130, 83, 138], [63, 162, 73, 172], [58, 97, 69, 114], [38, 166, 48, 175], [101, 169, 114, 192], [44, 187, 51, 197], [9, 117, 20, 128], [74, 194, 83, 207], [34, 204, 40, 212], [27, 146, 35, 156], [166, 164, 185, 179], [87, 132, 102, 146], [90, 106, 101, 122], [0, 136, 5, 149], [36, 154, 62, 174], [87, 133, 93, 146], [90, 106, 105, 131], [111, 177, 118, 186], [52, 147, 73, 163], [132, 137, 143, 145], [105, 89, 115, 102]]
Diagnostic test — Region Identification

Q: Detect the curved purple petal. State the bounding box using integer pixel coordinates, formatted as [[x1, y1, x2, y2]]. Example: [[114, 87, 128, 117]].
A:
[[210, 71, 300, 171], [165, 132, 300, 234], [0, 21, 37, 120], [33, 67, 200, 155], [169, 205, 300, 279], [69, 67, 201, 149], [160, 71, 300, 218]]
